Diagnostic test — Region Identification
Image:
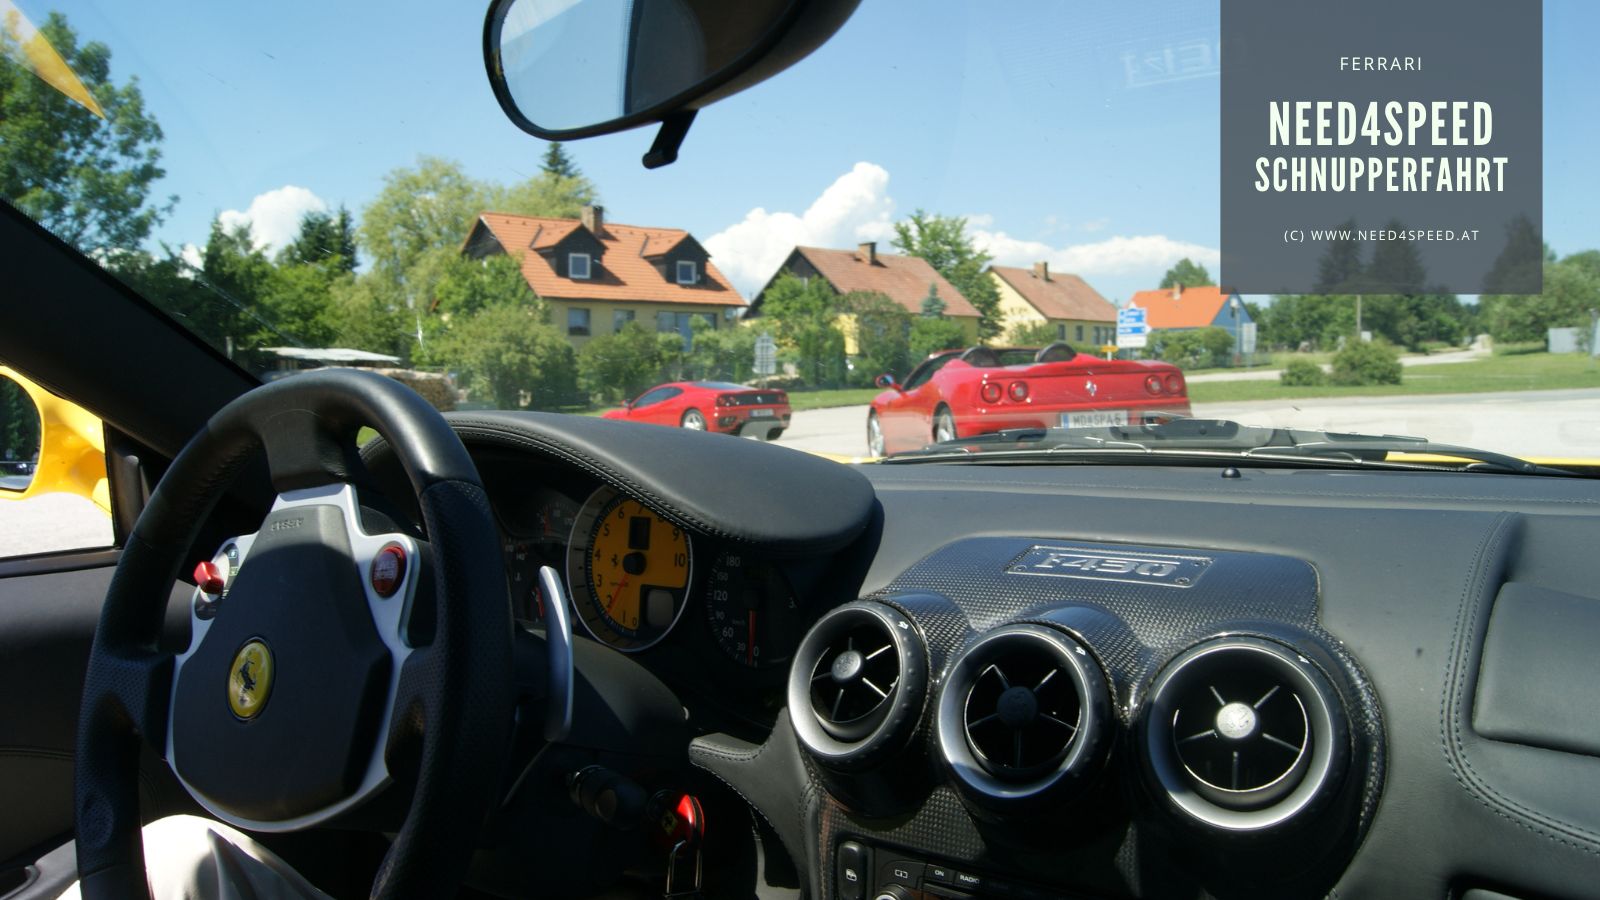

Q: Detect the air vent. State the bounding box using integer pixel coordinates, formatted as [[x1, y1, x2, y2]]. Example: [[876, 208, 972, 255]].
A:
[[788, 603, 927, 771], [937, 625, 1109, 810], [809, 621, 902, 742], [1142, 636, 1348, 832]]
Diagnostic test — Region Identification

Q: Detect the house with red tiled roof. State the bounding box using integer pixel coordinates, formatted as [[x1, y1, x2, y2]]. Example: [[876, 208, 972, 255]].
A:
[[988, 262, 1118, 348], [745, 243, 982, 352], [1126, 284, 1252, 343], [461, 205, 745, 347]]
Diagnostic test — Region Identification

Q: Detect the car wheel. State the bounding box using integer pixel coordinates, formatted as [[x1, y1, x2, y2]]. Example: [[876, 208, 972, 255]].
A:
[[934, 406, 957, 444], [867, 412, 886, 456], [682, 409, 707, 430]]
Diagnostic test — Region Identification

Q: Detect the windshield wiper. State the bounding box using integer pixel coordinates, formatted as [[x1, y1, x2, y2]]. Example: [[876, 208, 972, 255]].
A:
[[1239, 440, 1571, 476], [884, 418, 1581, 476]]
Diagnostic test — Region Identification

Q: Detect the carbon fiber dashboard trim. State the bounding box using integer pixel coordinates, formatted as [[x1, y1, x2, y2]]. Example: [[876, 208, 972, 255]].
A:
[[807, 536, 1385, 898]]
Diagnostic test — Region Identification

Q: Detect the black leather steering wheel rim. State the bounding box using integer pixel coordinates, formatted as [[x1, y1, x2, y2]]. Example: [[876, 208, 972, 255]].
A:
[[74, 369, 513, 900]]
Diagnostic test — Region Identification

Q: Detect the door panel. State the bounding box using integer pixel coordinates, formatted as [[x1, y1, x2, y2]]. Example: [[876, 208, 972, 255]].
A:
[[0, 563, 194, 865]]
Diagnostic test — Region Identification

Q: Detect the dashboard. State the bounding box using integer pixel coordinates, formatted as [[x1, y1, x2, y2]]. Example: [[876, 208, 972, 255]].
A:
[[476, 450, 830, 733], [364, 411, 1600, 900]]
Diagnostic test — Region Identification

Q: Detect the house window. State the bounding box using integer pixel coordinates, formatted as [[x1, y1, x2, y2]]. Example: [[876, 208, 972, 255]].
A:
[[612, 309, 635, 331], [567, 307, 591, 336], [1075, 324, 1084, 341], [676, 260, 698, 284], [568, 253, 591, 279], [1057, 324, 1067, 340]]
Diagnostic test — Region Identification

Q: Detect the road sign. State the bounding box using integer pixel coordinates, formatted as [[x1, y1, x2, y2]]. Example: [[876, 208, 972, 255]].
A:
[[753, 333, 777, 376], [1117, 306, 1149, 349]]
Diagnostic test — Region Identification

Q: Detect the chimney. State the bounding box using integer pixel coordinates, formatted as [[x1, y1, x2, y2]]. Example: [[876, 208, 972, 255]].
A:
[[580, 204, 604, 234], [1172, 284, 1182, 300], [857, 241, 877, 264], [1032, 261, 1050, 281]]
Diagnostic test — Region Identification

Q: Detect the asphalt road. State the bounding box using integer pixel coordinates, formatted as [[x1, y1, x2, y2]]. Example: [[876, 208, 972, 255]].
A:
[[0, 491, 113, 558], [777, 387, 1600, 461]]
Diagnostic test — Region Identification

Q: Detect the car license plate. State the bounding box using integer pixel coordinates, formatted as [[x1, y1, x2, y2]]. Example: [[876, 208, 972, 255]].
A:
[[1062, 410, 1128, 428], [750, 408, 775, 417]]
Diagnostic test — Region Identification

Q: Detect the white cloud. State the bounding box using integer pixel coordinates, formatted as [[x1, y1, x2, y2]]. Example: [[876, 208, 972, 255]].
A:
[[218, 185, 327, 255], [973, 228, 1219, 278], [704, 162, 896, 297], [704, 161, 1217, 298], [179, 243, 203, 271]]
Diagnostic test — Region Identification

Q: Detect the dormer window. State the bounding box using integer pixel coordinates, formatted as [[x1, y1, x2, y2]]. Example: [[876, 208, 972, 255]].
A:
[[676, 260, 697, 285], [569, 252, 592, 279]]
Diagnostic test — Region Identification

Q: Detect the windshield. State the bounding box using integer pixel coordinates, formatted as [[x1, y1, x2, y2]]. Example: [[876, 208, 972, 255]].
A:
[[3, 1, 1597, 465]]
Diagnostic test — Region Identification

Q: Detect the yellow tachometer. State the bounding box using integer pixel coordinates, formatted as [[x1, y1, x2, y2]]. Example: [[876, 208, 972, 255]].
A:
[[566, 486, 693, 651]]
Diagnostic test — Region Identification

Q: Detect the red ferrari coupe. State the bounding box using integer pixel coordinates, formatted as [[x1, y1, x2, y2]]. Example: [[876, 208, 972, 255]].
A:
[[868, 343, 1192, 456], [602, 381, 792, 439]]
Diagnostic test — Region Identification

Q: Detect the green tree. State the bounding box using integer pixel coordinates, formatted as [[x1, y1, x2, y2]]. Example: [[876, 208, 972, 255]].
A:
[[431, 253, 539, 319], [1366, 222, 1426, 293], [359, 156, 494, 296], [1481, 215, 1546, 295], [847, 292, 912, 383], [685, 319, 758, 384], [1159, 258, 1215, 289], [0, 12, 173, 252], [0, 377, 40, 465], [1150, 327, 1235, 369], [919, 282, 946, 317], [1482, 258, 1600, 344], [324, 276, 415, 361], [494, 169, 598, 220], [433, 304, 576, 409], [578, 321, 668, 402], [1008, 320, 1061, 346], [909, 317, 967, 360], [281, 207, 358, 273], [892, 210, 1004, 340], [1314, 220, 1364, 293], [541, 142, 579, 178], [759, 271, 847, 387]]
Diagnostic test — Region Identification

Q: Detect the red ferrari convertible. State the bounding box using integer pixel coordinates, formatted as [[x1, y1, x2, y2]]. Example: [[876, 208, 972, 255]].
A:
[[868, 343, 1192, 456], [602, 381, 792, 439]]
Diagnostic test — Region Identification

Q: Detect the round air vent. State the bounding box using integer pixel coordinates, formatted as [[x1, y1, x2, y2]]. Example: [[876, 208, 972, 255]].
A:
[[788, 602, 927, 771], [1142, 636, 1349, 832], [936, 624, 1109, 810]]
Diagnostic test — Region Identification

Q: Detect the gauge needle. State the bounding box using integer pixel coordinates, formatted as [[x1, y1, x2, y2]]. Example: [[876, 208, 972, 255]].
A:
[[607, 576, 630, 614], [747, 611, 756, 666]]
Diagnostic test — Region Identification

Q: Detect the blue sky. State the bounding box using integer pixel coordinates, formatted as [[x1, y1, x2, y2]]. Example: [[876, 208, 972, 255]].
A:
[[35, 0, 1600, 305]]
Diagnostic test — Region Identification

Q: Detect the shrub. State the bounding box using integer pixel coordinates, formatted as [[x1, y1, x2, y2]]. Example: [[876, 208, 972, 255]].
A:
[[1152, 327, 1236, 369], [1329, 339, 1402, 386], [909, 317, 968, 360], [1279, 357, 1326, 386], [1492, 340, 1545, 357], [1007, 320, 1062, 347]]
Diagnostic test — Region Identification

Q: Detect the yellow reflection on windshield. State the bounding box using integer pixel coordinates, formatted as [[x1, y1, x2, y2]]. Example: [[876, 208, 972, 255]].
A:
[[1, 0, 104, 118]]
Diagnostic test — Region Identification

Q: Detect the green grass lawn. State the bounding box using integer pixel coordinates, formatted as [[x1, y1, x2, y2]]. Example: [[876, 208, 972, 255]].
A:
[[785, 388, 882, 411], [1190, 352, 1600, 404], [1180, 350, 1334, 375]]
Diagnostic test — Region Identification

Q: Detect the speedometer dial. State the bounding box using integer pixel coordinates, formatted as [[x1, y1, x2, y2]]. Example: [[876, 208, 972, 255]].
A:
[[566, 486, 693, 651], [704, 550, 806, 668]]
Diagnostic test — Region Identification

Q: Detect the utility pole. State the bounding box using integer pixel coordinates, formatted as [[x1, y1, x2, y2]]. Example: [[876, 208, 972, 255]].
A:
[[1355, 294, 1362, 340]]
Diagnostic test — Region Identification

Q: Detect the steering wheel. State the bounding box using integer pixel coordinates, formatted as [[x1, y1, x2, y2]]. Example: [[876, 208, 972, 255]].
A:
[[73, 370, 514, 899]]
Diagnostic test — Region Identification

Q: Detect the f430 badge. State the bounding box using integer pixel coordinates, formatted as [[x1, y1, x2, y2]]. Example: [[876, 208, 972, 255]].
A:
[[1007, 546, 1212, 587]]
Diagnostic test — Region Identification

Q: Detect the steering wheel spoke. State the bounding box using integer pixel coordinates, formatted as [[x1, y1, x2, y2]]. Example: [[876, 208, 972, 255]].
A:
[[76, 370, 514, 900]]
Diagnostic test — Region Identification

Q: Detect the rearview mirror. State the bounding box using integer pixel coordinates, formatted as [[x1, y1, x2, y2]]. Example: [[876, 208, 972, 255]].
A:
[[874, 373, 900, 391], [484, 0, 861, 167]]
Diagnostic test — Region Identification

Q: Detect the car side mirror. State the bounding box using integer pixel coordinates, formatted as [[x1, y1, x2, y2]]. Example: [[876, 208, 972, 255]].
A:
[[874, 373, 901, 391], [483, 0, 862, 168], [0, 366, 109, 512]]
